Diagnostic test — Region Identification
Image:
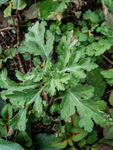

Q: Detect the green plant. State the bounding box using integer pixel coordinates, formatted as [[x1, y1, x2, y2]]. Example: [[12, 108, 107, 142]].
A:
[[1, 20, 112, 132], [0, 0, 113, 150], [4, 0, 27, 17], [101, 69, 113, 86]]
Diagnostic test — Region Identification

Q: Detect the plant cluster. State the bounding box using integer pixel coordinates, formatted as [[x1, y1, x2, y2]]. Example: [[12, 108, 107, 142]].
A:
[[0, 0, 113, 150]]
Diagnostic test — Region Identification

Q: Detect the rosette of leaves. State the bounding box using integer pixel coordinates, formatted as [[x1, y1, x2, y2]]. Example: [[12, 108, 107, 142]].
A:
[[0, 21, 113, 133]]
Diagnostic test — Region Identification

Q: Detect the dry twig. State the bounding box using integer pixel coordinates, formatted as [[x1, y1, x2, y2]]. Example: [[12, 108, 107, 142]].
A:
[[103, 55, 113, 65], [28, 54, 32, 72], [13, 130, 18, 142], [1, 37, 18, 70], [4, 125, 8, 140], [0, 27, 16, 32], [16, 11, 25, 74]]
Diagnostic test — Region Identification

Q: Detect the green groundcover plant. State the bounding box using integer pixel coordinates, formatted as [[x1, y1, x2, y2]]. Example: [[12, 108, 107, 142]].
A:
[[0, 0, 113, 149]]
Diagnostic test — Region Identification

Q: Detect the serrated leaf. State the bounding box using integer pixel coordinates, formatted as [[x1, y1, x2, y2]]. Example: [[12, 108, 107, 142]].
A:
[[51, 136, 67, 149], [101, 69, 113, 86], [15, 71, 24, 81], [87, 68, 106, 98], [7, 90, 38, 109], [71, 128, 88, 142], [60, 84, 94, 121], [10, 109, 27, 131], [60, 84, 113, 132], [56, 32, 97, 80], [39, 0, 58, 20], [0, 138, 24, 150], [19, 21, 54, 59], [0, 69, 38, 100], [59, 58, 97, 78], [26, 87, 44, 106], [83, 9, 99, 23], [46, 72, 70, 96], [86, 38, 113, 56], [60, 92, 76, 121]]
